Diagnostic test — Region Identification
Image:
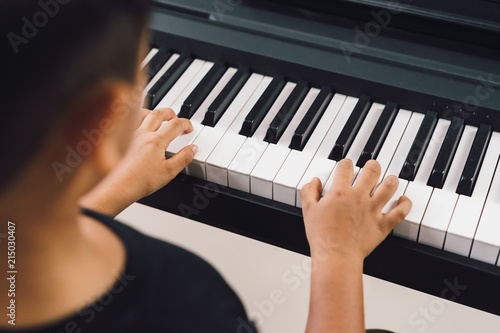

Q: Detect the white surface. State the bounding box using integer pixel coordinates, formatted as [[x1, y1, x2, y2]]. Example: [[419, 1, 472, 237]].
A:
[[117, 202, 500, 333]]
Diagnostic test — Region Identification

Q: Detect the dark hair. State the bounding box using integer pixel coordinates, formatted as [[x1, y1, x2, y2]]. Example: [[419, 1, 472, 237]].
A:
[[0, 0, 150, 191]]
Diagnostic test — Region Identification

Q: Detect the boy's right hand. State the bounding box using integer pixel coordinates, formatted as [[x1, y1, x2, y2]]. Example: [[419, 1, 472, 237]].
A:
[[301, 159, 412, 261]]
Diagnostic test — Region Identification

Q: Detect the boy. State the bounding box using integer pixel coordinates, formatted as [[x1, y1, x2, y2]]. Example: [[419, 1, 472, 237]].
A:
[[0, 0, 411, 332]]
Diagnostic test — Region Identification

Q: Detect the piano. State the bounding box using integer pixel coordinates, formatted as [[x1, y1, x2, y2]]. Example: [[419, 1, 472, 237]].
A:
[[138, 0, 500, 316]]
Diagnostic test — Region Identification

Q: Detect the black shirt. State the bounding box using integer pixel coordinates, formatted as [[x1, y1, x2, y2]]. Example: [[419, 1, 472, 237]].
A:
[[3, 209, 257, 333]]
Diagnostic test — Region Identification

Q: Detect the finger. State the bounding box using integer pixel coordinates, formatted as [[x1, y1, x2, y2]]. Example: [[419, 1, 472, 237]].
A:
[[138, 108, 151, 126], [355, 160, 381, 194], [140, 108, 177, 131], [300, 177, 322, 211], [157, 118, 193, 143], [383, 195, 412, 231], [327, 159, 354, 195], [164, 145, 198, 179], [372, 175, 399, 208]]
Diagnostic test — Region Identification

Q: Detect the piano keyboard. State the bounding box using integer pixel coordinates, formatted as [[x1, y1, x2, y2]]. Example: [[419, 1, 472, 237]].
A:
[[140, 47, 500, 267]]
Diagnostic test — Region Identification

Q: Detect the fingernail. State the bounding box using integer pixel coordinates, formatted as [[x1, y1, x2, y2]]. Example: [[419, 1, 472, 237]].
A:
[[191, 145, 199, 155]]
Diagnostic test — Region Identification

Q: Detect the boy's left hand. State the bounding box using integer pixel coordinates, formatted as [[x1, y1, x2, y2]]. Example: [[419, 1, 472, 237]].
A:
[[120, 108, 197, 197], [80, 108, 198, 216]]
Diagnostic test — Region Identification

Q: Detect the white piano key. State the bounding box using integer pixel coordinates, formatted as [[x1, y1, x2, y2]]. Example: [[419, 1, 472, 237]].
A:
[[226, 82, 297, 191], [169, 62, 214, 114], [418, 125, 477, 248], [167, 68, 236, 156], [155, 59, 206, 111], [251, 89, 319, 199], [445, 132, 500, 257], [144, 53, 179, 93], [345, 103, 385, 187], [206, 135, 247, 185], [417, 190, 455, 246], [445, 197, 485, 257], [207, 81, 295, 186], [273, 94, 347, 205], [353, 110, 411, 186], [353, 109, 412, 190], [141, 47, 159, 69], [228, 139, 268, 191], [296, 156, 337, 208], [345, 103, 385, 162], [470, 155, 500, 264], [382, 112, 424, 214], [295, 96, 359, 207], [375, 110, 413, 182], [414, 119, 451, 183], [396, 118, 450, 241], [321, 167, 337, 196], [396, 179, 429, 240], [187, 74, 267, 179], [384, 113, 425, 177], [165, 62, 220, 157]]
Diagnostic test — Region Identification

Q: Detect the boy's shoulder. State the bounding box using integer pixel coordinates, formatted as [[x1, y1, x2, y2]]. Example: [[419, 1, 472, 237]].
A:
[[55, 208, 257, 333]]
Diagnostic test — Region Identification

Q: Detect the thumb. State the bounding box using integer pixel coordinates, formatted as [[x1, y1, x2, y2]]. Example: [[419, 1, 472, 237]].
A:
[[165, 144, 198, 177], [383, 194, 412, 231], [300, 177, 322, 211]]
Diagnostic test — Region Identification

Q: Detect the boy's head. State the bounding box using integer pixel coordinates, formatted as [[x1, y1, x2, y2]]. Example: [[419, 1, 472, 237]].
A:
[[0, 0, 150, 194]]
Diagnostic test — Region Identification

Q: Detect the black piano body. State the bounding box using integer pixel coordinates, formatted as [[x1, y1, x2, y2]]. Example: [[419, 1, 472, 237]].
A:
[[140, 0, 500, 315]]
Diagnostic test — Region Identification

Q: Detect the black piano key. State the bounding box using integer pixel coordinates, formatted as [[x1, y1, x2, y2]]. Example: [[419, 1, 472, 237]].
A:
[[328, 95, 372, 161], [427, 117, 465, 188], [177, 62, 227, 119], [264, 80, 309, 144], [456, 123, 492, 196], [239, 75, 286, 137], [357, 101, 399, 168], [289, 85, 334, 151], [399, 111, 438, 181], [143, 48, 172, 83], [202, 67, 251, 127], [146, 54, 193, 109]]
